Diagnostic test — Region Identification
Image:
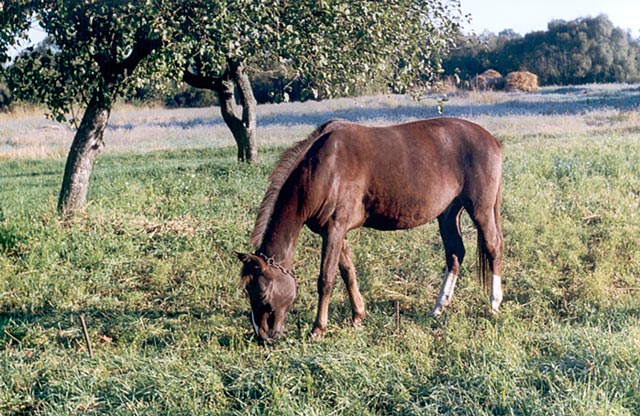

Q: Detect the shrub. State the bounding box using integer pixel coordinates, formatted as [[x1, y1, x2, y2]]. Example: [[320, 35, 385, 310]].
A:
[[165, 85, 218, 108]]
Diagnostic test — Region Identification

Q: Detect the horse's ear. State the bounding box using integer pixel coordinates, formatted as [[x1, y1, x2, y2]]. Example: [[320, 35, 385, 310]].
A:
[[234, 252, 267, 271], [235, 252, 270, 289], [234, 251, 251, 263]]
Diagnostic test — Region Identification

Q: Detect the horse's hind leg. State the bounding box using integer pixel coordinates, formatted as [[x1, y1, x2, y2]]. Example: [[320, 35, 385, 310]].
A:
[[471, 198, 504, 313], [430, 201, 465, 317], [339, 239, 366, 327]]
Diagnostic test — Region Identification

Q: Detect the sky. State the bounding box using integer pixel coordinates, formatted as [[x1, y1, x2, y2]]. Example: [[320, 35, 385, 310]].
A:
[[459, 0, 640, 37]]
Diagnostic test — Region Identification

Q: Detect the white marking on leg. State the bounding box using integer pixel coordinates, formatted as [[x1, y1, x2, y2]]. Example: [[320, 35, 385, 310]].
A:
[[250, 310, 260, 337], [430, 269, 459, 317], [491, 274, 503, 313]]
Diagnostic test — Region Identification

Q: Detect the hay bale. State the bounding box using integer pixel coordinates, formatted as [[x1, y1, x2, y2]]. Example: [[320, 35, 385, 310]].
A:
[[471, 69, 504, 91], [504, 71, 539, 92]]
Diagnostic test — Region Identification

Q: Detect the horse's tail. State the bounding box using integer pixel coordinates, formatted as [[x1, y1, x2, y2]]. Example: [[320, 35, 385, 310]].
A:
[[477, 179, 503, 290], [477, 232, 491, 291]]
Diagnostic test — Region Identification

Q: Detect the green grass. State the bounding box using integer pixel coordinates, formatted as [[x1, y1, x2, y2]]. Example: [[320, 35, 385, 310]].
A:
[[2, 96, 640, 414]]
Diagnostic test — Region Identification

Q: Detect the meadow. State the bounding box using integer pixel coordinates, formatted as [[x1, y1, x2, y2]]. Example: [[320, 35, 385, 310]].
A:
[[1, 84, 640, 415]]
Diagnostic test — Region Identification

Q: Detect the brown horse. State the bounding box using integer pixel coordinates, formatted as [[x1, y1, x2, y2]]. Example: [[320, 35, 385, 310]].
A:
[[236, 117, 503, 343]]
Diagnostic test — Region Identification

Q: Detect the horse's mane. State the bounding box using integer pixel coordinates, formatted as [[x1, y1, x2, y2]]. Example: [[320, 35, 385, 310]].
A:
[[250, 119, 348, 249]]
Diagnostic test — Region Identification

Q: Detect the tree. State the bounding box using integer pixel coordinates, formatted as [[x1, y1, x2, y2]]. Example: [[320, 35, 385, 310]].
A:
[[177, 0, 466, 163], [1, 0, 177, 215], [514, 15, 640, 85]]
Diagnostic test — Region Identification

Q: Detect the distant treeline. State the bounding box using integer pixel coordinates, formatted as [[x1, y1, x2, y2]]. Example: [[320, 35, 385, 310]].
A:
[[444, 15, 640, 86]]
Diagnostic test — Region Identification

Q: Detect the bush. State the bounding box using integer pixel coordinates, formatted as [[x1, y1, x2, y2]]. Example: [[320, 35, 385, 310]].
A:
[[165, 85, 218, 108]]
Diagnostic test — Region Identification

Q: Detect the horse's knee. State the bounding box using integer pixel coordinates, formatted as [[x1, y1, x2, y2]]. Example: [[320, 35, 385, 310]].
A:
[[318, 273, 338, 294]]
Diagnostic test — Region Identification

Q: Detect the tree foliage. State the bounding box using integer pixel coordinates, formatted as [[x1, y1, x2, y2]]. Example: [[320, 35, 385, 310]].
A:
[[1, 0, 179, 214], [176, 0, 465, 99], [280, 0, 465, 98], [170, 0, 466, 162], [3, 0, 176, 125], [445, 15, 640, 86], [3, 0, 466, 119]]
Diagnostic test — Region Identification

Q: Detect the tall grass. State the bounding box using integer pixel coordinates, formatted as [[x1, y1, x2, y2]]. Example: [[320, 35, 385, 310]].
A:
[[1, 86, 640, 414]]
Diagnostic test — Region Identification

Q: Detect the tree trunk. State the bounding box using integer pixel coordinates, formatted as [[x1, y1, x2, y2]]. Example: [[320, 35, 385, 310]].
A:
[[227, 60, 258, 163], [183, 60, 258, 163], [57, 95, 110, 215]]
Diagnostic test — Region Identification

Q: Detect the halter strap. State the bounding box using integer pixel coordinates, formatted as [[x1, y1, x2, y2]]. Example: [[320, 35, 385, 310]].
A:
[[257, 252, 296, 280]]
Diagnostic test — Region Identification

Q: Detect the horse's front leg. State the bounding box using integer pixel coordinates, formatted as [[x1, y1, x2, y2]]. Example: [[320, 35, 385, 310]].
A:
[[311, 230, 345, 338], [339, 239, 365, 327]]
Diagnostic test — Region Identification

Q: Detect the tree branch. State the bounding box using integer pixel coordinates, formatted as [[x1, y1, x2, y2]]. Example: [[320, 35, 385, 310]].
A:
[[182, 68, 222, 91], [119, 34, 163, 76]]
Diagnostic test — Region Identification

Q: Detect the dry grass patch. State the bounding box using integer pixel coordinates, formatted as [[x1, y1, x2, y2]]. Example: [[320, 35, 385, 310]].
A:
[[130, 215, 199, 238]]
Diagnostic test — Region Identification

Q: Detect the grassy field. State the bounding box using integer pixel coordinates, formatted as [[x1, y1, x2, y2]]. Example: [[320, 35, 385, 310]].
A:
[[1, 85, 640, 414]]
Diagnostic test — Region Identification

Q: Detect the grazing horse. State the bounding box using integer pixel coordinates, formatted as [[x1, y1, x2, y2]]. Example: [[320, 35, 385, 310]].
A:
[[236, 118, 503, 343]]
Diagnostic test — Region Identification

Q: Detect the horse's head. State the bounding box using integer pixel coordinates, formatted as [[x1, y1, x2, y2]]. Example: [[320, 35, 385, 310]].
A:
[[235, 252, 297, 343]]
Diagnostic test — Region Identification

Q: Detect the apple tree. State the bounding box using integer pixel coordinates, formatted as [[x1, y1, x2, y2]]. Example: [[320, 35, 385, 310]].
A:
[[177, 0, 466, 163], [1, 0, 179, 214]]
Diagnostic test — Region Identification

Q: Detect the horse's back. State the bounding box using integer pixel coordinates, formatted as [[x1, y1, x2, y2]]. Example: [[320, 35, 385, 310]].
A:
[[369, 118, 500, 161], [317, 118, 500, 164], [316, 118, 501, 187]]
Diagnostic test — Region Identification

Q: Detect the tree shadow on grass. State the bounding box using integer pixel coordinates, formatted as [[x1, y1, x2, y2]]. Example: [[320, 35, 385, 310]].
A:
[[107, 86, 640, 132], [0, 305, 253, 353]]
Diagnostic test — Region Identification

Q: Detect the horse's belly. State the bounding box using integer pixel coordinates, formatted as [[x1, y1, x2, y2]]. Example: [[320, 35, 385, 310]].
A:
[[362, 195, 448, 230]]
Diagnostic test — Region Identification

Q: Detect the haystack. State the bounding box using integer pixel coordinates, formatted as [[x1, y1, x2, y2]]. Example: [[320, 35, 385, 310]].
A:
[[504, 71, 539, 92], [471, 69, 504, 91]]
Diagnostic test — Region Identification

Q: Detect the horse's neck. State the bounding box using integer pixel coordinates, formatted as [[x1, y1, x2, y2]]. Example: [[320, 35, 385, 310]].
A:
[[258, 202, 304, 270]]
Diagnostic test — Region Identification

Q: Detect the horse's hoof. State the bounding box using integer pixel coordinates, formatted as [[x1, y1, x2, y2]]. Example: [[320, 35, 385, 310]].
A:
[[352, 313, 365, 329], [309, 326, 326, 339], [429, 306, 444, 318]]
